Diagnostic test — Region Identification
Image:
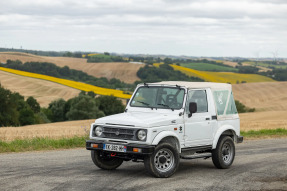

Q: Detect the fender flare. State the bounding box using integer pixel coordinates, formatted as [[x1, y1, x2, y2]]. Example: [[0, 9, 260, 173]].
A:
[[152, 131, 181, 151], [212, 125, 237, 149]]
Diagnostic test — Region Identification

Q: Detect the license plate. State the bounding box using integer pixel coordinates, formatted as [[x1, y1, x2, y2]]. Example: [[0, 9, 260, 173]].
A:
[[103, 144, 127, 152]]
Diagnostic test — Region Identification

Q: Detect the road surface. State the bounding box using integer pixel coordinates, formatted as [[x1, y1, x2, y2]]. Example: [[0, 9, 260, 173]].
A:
[[0, 138, 286, 191]]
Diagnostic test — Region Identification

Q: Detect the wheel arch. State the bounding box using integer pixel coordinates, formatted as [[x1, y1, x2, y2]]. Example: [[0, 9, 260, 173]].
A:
[[212, 125, 237, 149], [152, 131, 181, 153]]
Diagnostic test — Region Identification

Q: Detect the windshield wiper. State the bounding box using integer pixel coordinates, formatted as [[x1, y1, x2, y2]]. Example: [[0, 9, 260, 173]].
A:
[[136, 101, 155, 110], [157, 104, 174, 111], [136, 101, 150, 106]]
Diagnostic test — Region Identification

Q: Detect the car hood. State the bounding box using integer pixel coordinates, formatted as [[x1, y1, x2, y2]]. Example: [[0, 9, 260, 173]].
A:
[[94, 111, 181, 128]]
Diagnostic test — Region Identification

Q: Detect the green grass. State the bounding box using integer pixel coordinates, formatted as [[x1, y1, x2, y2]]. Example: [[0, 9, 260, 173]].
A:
[[1, 129, 286, 153], [240, 128, 287, 138], [0, 136, 88, 153], [180, 63, 238, 72]]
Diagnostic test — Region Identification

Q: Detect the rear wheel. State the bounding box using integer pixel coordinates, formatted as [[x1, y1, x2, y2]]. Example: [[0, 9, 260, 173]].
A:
[[144, 142, 179, 178], [91, 150, 123, 170], [212, 136, 235, 169]]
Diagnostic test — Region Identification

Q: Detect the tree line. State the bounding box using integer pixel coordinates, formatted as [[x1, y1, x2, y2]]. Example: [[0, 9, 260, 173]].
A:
[[2, 60, 135, 90], [0, 84, 125, 127], [136, 64, 203, 83]]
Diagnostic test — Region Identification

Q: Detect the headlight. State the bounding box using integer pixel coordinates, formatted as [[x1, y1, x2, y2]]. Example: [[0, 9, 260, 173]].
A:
[[137, 130, 147, 141], [95, 126, 103, 136]]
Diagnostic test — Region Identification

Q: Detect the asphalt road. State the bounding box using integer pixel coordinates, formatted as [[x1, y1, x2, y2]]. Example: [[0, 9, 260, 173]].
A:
[[0, 138, 286, 191]]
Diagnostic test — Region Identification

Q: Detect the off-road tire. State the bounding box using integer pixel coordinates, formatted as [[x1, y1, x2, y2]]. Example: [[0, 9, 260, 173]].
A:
[[144, 142, 179, 178], [212, 136, 235, 169], [91, 150, 123, 170]]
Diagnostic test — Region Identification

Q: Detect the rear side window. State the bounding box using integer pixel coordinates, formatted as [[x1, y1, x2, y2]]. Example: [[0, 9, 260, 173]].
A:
[[226, 92, 238, 115], [213, 90, 238, 115]]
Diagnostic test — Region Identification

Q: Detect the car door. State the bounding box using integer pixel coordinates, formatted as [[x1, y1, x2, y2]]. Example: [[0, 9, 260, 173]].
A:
[[184, 89, 213, 147]]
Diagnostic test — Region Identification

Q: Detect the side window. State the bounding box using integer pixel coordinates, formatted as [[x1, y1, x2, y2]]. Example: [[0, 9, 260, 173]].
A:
[[226, 92, 238, 115], [186, 90, 208, 113], [213, 90, 229, 115]]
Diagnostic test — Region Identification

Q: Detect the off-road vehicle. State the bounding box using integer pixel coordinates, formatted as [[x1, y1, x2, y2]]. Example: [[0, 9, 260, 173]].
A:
[[86, 81, 243, 178]]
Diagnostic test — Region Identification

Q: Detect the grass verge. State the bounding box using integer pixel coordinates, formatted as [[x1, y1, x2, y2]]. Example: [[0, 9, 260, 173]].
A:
[[1, 129, 287, 153], [0, 136, 88, 153], [241, 128, 287, 139]]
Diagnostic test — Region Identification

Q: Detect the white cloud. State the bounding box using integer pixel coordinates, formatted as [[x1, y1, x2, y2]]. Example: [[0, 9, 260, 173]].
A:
[[0, 0, 286, 57]]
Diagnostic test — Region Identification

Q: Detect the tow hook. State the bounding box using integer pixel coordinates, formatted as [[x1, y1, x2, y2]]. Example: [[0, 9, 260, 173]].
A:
[[111, 153, 116, 157]]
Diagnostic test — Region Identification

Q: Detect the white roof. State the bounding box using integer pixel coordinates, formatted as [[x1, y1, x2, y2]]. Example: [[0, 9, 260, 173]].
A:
[[148, 81, 232, 90]]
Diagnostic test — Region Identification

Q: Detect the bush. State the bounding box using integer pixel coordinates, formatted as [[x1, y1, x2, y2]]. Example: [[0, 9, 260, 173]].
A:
[[235, 100, 255, 113]]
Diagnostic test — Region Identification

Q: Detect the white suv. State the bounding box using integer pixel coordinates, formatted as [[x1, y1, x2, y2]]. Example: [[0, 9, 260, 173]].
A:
[[86, 81, 243, 178]]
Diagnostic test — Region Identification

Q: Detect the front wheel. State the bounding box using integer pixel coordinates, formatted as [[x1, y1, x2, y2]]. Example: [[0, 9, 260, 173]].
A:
[[91, 150, 123, 170], [144, 143, 179, 178], [212, 136, 235, 169]]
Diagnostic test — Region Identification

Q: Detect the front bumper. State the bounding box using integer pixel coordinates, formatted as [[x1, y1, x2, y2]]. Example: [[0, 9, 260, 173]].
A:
[[237, 136, 244, 143], [86, 140, 155, 155]]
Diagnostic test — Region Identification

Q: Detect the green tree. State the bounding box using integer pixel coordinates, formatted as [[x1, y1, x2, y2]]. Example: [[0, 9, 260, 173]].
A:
[[48, 99, 67, 122], [26, 96, 40, 113], [0, 84, 20, 126], [163, 58, 173, 64], [19, 107, 35, 126], [95, 96, 125, 116], [66, 95, 104, 120]]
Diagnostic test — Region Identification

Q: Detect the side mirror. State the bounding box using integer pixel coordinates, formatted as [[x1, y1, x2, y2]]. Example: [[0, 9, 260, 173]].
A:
[[188, 102, 197, 117]]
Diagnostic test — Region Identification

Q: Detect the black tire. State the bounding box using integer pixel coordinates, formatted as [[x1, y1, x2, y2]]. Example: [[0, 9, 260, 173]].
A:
[[91, 150, 123, 170], [144, 142, 179, 178], [212, 136, 235, 169]]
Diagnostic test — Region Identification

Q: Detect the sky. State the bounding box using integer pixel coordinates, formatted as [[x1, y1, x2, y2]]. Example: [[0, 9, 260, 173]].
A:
[[0, 0, 287, 57]]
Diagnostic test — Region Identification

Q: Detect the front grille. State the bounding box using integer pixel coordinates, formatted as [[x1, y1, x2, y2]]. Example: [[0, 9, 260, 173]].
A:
[[102, 126, 136, 140]]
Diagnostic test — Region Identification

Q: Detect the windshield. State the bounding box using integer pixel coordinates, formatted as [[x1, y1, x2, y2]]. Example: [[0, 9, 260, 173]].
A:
[[130, 86, 185, 110]]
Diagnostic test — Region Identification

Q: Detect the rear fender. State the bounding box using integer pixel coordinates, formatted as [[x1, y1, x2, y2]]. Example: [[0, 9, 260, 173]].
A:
[[212, 125, 237, 149]]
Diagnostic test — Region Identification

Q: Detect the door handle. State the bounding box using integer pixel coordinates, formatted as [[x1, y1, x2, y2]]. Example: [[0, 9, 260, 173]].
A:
[[205, 118, 210, 120]]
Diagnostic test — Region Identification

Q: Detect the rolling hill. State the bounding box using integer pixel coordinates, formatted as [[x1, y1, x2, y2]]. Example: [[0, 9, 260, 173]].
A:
[[232, 82, 287, 112], [0, 52, 143, 83], [0, 67, 131, 99], [0, 70, 80, 107], [171, 64, 275, 84]]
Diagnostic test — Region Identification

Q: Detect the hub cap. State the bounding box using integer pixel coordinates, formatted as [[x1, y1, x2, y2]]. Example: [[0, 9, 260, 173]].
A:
[[154, 148, 174, 172], [222, 142, 233, 164]]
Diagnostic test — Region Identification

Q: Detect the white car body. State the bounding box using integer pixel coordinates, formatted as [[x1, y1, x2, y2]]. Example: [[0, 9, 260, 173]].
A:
[[88, 81, 241, 152]]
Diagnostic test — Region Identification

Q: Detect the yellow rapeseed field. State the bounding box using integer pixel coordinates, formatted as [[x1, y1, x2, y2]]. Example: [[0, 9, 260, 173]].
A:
[[171, 64, 275, 84], [87, 53, 101, 57], [0, 67, 132, 99]]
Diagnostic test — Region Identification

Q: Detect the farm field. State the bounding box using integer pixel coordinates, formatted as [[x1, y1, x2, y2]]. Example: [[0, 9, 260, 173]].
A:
[[0, 52, 142, 83], [1, 111, 286, 141], [0, 70, 80, 107], [171, 64, 275, 84], [239, 111, 287, 131], [243, 61, 287, 69], [0, 119, 94, 141], [0, 67, 131, 99], [232, 82, 287, 111], [180, 62, 238, 72]]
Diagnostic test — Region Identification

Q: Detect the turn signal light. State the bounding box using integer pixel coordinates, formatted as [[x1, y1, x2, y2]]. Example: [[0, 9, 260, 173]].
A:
[[133, 148, 142, 153], [91, 144, 98, 148]]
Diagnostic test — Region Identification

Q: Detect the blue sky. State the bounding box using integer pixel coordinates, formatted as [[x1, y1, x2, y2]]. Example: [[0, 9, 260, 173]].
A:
[[0, 0, 286, 57]]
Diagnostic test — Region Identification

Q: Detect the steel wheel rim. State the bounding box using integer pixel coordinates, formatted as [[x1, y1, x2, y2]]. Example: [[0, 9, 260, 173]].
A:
[[222, 142, 233, 164], [154, 148, 175, 172]]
